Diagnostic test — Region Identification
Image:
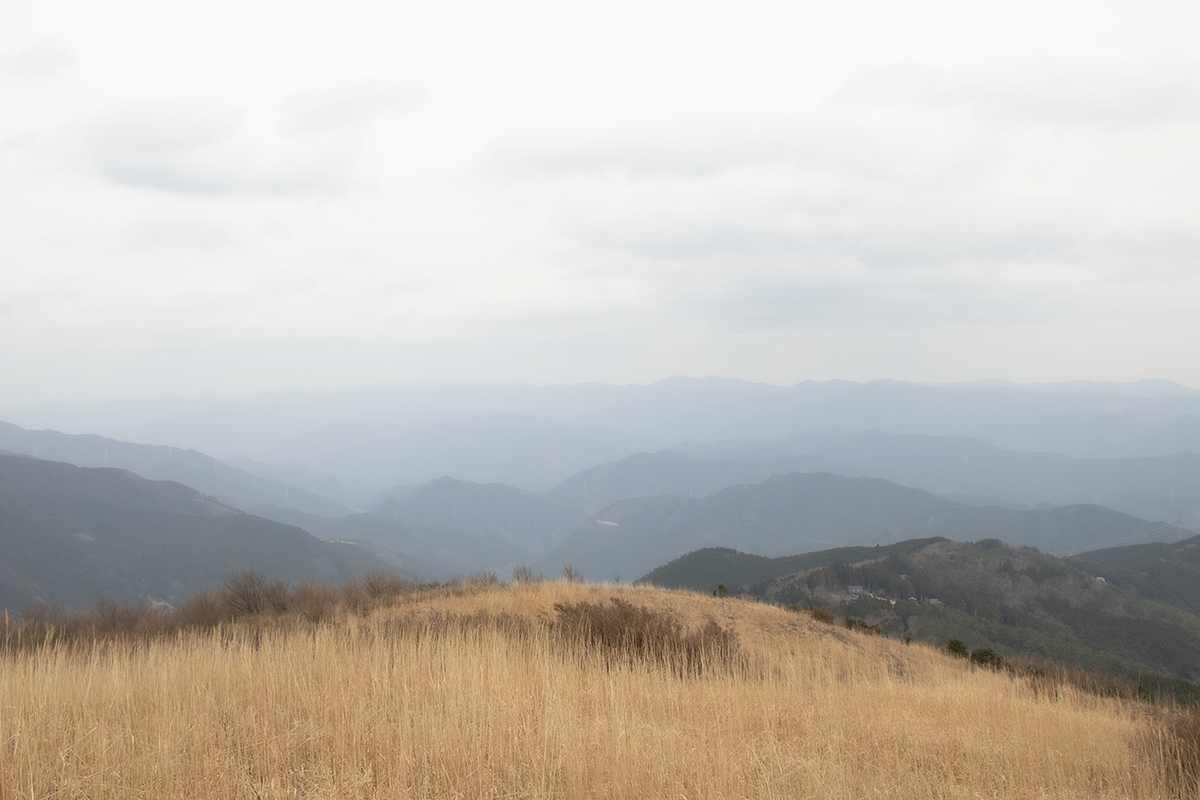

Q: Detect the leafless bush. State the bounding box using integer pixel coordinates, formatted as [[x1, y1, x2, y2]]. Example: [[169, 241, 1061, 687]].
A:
[[176, 590, 228, 629], [562, 565, 583, 584], [1010, 656, 1130, 701], [469, 571, 501, 588], [552, 597, 742, 676], [341, 580, 371, 615], [264, 578, 291, 614], [222, 570, 271, 616], [290, 581, 341, 623], [12, 604, 59, 647], [3, 600, 175, 651], [807, 606, 837, 625], [8, 604, 65, 650], [512, 564, 534, 584], [91, 599, 172, 638], [363, 572, 415, 601]]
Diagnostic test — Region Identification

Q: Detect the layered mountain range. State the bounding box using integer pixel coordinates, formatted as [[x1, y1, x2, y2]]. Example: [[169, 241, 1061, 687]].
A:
[[6, 378, 1200, 492], [2, 378, 1197, 656]]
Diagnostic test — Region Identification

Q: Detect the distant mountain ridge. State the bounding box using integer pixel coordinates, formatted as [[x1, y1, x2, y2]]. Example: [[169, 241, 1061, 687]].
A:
[[375, 476, 586, 554], [558, 431, 1200, 528], [0, 454, 390, 611], [5, 377, 1200, 596], [550, 450, 840, 514], [0, 421, 350, 517], [6, 379, 1200, 493], [223, 456, 378, 510], [252, 475, 590, 580], [537, 471, 1190, 581]]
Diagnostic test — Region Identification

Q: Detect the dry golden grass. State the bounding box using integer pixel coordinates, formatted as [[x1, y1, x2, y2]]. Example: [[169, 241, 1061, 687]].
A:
[[1, 581, 1196, 799]]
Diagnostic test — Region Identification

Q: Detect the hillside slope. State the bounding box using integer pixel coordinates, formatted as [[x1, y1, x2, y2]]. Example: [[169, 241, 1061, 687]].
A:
[[375, 475, 587, 554], [643, 539, 1200, 680], [0, 581, 1188, 799], [1071, 535, 1200, 616], [0, 454, 387, 611], [640, 539, 947, 593]]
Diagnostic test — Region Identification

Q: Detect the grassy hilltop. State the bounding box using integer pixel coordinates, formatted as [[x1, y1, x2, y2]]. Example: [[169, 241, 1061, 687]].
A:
[[2, 578, 1198, 799]]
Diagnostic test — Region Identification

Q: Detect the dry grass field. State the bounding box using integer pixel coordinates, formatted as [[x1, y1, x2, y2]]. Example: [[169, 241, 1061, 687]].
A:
[[2, 579, 1197, 799]]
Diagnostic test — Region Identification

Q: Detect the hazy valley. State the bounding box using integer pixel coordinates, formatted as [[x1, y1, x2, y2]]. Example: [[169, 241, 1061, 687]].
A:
[[4, 377, 1200, 798], [4, 377, 1198, 590]]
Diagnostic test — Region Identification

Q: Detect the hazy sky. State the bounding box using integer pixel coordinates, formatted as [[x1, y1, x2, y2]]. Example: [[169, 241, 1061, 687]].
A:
[[2, 0, 1198, 404]]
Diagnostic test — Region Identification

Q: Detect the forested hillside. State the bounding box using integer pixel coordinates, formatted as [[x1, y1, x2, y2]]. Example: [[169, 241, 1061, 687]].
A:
[[0, 454, 386, 611], [642, 538, 1200, 681]]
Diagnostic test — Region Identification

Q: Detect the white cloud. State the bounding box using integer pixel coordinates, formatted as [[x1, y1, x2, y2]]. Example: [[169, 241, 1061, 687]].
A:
[[281, 80, 426, 135], [120, 218, 247, 251], [840, 60, 1200, 128], [3, 0, 1200, 402], [81, 103, 357, 196], [1, 39, 76, 80]]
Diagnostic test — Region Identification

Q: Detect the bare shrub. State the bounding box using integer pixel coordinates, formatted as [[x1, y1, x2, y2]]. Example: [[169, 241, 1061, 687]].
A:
[[289, 582, 340, 623], [217, 572, 290, 616], [3, 600, 176, 652], [807, 606, 837, 625], [363, 572, 414, 601], [222, 570, 271, 616], [562, 565, 583, 584], [843, 617, 880, 635], [342, 580, 371, 616], [469, 571, 501, 588], [176, 590, 228, 629], [512, 564, 534, 584], [91, 599, 172, 639], [16, 603, 58, 645], [92, 599, 128, 636], [264, 578, 291, 614], [1007, 655, 1166, 704], [6, 604, 69, 650], [552, 597, 741, 676]]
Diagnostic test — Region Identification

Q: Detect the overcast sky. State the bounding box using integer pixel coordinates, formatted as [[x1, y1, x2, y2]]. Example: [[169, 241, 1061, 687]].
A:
[[2, 0, 1198, 404]]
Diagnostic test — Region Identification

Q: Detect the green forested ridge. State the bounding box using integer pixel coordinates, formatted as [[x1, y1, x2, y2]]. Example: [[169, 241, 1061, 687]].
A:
[[639, 539, 947, 593], [640, 538, 1200, 681], [1070, 537, 1200, 616]]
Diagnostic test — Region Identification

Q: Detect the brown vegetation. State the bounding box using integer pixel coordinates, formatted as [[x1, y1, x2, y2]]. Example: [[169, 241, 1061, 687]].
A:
[[552, 596, 743, 676], [1, 577, 1198, 798]]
